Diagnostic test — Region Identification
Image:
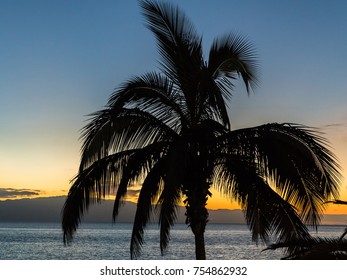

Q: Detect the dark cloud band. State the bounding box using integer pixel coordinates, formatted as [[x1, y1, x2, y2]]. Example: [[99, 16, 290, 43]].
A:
[[0, 188, 40, 198]]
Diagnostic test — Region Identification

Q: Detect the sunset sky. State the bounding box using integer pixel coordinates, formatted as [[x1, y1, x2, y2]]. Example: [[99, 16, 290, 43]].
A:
[[1, 0, 347, 214]]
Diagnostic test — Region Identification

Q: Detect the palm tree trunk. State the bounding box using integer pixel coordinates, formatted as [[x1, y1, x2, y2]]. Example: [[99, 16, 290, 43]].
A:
[[193, 221, 207, 260], [186, 194, 209, 260], [185, 149, 210, 259]]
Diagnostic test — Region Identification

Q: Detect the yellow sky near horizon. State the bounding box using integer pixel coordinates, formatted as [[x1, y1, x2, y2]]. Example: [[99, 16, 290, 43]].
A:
[[1, 122, 347, 214], [2, 124, 347, 214], [1, 121, 347, 214]]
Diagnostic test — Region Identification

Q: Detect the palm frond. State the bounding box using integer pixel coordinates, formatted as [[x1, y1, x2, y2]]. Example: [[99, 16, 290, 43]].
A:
[[79, 107, 176, 171], [325, 199, 347, 205], [208, 33, 259, 95], [140, 0, 207, 124], [203, 78, 232, 130], [158, 181, 182, 256], [62, 150, 135, 244], [265, 237, 347, 259], [259, 123, 341, 224], [217, 123, 341, 226], [244, 176, 312, 247], [339, 227, 347, 242], [156, 140, 188, 255], [108, 72, 187, 130], [130, 160, 164, 259], [112, 142, 167, 220], [140, 0, 203, 86], [214, 153, 311, 252]]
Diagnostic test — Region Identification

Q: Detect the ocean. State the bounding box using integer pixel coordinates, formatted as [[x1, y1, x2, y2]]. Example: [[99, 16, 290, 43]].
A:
[[0, 222, 345, 260]]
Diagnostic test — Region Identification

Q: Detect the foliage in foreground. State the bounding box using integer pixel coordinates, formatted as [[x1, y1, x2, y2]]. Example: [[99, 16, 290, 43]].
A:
[[265, 200, 347, 259]]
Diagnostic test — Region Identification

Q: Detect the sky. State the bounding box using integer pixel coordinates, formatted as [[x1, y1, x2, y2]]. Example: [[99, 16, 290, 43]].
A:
[[1, 0, 347, 214]]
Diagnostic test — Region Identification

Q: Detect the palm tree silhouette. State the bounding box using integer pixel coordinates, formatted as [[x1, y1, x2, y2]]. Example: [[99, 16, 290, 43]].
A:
[[264, 237, 347, 260], [62, 0, 341, 260], [265, 200, 347, 259]]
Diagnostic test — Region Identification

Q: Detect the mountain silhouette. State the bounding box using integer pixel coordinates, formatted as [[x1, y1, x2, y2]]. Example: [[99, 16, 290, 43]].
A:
[[0, 196, 246, 224], [0, 196, 345, 225]]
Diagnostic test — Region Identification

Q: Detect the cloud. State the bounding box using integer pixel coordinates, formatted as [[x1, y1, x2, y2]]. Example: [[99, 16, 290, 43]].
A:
[[320, 122, 347, 129], [0, 188, 41, 198]]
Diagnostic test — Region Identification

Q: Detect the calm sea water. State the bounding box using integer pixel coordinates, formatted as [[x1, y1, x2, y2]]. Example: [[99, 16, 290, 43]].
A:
[[0, 223, 345, 260]]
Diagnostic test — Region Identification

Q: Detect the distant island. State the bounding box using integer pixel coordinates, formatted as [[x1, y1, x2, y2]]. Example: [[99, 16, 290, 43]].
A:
[[0, 196, 346, 225]]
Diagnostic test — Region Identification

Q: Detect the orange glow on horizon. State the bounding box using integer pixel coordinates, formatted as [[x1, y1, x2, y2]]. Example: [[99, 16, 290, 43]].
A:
[[2, 180, 347, 215], [1, 185, 347, 215]]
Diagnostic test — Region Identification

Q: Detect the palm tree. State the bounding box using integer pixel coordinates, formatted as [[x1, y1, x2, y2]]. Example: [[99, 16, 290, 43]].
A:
[[62, 0, 341, 260], [265, 200, 347, 259], [264, 237, 347, 260]]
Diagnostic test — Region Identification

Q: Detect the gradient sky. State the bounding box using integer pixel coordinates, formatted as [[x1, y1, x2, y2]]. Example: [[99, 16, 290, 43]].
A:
[[1, 0, 347, 214]]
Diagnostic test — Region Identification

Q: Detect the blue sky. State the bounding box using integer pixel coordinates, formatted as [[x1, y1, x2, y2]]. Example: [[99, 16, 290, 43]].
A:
[[1, 0, 347, 211]]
